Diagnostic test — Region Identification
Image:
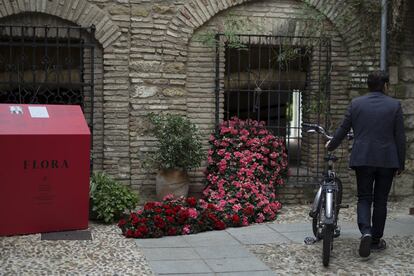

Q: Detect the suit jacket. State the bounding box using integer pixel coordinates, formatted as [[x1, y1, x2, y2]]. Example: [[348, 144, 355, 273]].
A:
[[327, 92, 406, 170]]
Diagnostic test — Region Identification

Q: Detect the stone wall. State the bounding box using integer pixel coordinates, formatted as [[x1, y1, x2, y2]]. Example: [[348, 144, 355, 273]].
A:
[[390, 0, 414, 198], [1, 0, 411, 203]]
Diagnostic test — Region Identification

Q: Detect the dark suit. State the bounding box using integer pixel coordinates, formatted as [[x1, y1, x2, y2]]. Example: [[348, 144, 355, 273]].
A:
[[327, 91, 406, 241]]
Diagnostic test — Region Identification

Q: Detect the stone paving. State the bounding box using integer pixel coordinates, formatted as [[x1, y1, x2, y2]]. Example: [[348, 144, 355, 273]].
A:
[[0, 196, 413, 275], [250, 219, 414, 275], [0, 223, 153, 276]]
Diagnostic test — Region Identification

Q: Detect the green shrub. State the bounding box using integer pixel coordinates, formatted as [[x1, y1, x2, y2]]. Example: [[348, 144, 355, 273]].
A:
[[145, 113, 204, 171], [89, 172, 138, 223]]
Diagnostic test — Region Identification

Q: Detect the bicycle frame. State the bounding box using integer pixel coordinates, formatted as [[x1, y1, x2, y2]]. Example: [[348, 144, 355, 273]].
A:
[[310, 153, 338, 225]]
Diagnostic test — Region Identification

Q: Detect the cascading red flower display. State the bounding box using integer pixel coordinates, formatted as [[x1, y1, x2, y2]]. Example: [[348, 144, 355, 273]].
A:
[[119, 118, 288, 238]]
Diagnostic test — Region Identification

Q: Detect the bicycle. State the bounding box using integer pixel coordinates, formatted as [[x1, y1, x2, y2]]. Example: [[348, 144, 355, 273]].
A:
[[302, 123, 351, 267]]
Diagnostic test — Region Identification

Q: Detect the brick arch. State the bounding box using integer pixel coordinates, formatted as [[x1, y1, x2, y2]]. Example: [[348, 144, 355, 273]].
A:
[[180, 0, 358, 199], [0, 0, 120, 48], [171, 0, 366, 51]]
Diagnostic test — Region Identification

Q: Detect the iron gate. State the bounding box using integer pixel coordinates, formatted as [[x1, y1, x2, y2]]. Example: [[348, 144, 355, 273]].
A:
[[215, 34, 332, 185], [0, 24, 95, 136]]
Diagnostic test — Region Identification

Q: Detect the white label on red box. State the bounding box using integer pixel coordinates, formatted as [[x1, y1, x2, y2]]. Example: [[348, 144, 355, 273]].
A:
[[28, 106, 49, 118]]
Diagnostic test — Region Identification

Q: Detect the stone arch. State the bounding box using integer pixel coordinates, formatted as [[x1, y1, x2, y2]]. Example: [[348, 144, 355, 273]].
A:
[[185, 0, 350, 199], [0, 0, 120, 48], [171, 0, 364, 47]]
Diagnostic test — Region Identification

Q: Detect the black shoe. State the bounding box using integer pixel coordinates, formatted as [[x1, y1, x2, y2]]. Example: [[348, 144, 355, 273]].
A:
[[359, 234, 372, 257], [371, 239, 386, 251]]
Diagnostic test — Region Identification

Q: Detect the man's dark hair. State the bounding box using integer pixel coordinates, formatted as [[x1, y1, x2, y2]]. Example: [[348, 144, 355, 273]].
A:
[[367, 71, 389, 92]]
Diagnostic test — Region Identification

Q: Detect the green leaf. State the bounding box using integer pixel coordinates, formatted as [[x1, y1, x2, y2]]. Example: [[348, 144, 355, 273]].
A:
[[89, 172, 138, 224]]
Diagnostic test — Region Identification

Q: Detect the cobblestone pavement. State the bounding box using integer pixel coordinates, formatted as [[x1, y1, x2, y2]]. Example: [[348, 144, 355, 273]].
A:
[[250, 196, 414, 275], [249, 236, 414, 275], [0, 223, 153, 276], [0, 196, 412, 275]]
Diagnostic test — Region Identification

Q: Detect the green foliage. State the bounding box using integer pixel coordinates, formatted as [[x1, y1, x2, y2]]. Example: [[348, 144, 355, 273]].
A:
[[221, 13, 251, 49], [193, 12, 263, 49], [301, 0, 382, 63], [89, 172, 138, 223], [145, 113, 204, 171], [193, 29, 218, 48]]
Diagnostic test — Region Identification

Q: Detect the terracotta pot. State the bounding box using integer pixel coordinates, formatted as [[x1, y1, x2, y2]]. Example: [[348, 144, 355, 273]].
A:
[[156, 169, 189, 200]]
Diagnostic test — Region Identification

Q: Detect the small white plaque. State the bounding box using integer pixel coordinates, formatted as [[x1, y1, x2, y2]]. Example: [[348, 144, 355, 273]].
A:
[[28, 106, 49, 118]]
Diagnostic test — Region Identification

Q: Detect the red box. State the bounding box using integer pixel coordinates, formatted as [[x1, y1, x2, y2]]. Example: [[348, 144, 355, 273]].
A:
[[0, 104, 90, 236]]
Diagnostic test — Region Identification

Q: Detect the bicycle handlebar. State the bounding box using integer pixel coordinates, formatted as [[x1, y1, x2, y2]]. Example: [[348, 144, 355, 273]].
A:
[[302, 123, 333, 140], [302, 123, 354, 141]]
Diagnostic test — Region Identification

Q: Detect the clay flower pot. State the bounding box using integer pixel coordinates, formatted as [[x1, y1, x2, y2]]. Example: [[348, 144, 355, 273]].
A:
[[156, 169, 189, 200]]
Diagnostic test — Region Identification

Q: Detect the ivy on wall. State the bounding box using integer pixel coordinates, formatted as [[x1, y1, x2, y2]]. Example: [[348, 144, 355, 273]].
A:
[[193, 12, 263, 49]]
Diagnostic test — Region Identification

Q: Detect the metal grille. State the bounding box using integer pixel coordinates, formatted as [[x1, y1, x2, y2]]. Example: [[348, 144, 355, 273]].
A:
[[215, 34, 332, 185], [0, 25, 95, 132]]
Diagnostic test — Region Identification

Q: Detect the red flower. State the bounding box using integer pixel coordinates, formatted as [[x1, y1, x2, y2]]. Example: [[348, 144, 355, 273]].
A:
[[207, 204, 216, 210], [186, 197, 197, 207], [243, 206, 254, 216], [214, 220, 226, 230], [144, 202, 156, 210], [167, 227, 177, 236], [154, 215, 166, 229], [131, 213, 139, 225], [232, 214, 241, 225], [165, 208, 175, 216], [208, 213, 218, 222], [118, 219, 126, 227], [134, 230, 143, 238], [126, 229, 134, 237], [137, 225, 148, 235], [178, 209, 189, 223]]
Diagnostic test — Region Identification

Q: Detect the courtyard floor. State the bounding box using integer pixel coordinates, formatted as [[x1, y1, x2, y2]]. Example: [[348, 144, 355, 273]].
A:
[[1, 196, 413, 275]]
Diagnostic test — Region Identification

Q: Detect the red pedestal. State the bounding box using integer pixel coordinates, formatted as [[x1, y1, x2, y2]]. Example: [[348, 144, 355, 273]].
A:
[[0, 104, 90, 236]]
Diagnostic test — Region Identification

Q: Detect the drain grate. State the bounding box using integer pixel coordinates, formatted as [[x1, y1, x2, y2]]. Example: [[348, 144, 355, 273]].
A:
[[41, 230, 92, 241]]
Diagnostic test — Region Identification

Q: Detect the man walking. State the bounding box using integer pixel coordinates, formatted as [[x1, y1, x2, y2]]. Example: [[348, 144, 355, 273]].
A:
[[326, 71, 406, 257]]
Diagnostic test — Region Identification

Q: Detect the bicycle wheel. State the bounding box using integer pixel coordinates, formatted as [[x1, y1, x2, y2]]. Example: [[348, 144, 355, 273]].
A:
[[322, 224, 334, 267], [312, 195, 324, 240]]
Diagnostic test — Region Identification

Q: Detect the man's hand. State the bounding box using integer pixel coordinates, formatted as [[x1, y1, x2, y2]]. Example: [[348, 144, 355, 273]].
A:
[[325, 140, 331, 149]]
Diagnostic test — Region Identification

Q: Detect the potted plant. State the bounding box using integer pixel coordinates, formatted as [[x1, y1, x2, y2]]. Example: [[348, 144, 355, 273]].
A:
[[145, 113, 204, 200]]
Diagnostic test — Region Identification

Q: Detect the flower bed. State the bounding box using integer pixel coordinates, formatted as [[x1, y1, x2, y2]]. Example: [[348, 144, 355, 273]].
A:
[[119, 118, 288, 238]]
